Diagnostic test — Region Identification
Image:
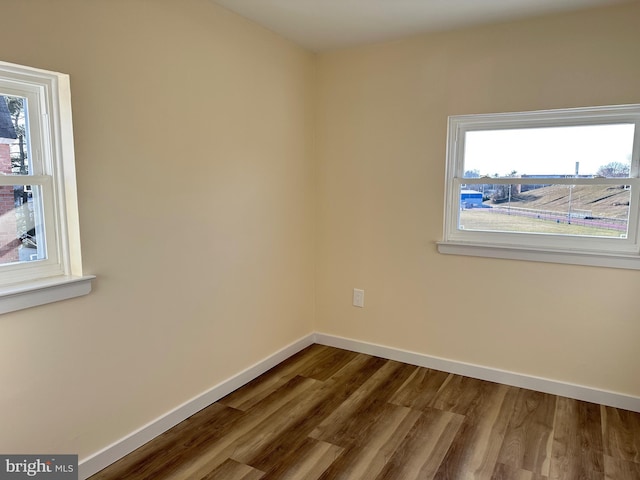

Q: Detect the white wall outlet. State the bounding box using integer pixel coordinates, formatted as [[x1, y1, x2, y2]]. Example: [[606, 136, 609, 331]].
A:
[[353, 288, 364, 308]]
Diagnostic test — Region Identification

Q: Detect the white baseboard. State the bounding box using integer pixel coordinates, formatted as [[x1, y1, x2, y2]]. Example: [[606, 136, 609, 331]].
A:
[[79, 331, 640, 479], [314, 332, 640, 413], [78, 333, 315, 479]]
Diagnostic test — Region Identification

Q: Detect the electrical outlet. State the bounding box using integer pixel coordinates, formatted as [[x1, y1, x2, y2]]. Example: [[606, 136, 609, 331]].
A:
[[353, 288, 364, 308]]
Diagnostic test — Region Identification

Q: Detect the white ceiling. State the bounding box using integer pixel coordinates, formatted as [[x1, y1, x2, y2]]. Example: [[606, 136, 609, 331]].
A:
[[212, 0, 629, 51]]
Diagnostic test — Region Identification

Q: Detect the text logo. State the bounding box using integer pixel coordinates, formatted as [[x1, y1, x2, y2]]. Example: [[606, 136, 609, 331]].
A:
[[0, 456, 77, 480]]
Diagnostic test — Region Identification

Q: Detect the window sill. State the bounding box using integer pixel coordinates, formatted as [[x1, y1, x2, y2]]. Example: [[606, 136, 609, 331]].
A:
[[0, 275, 95, 315], [437, 241, 640, 270]]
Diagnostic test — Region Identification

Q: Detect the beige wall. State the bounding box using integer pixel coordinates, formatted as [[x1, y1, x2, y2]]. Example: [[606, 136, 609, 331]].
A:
[[316, 2, 640, 398], [1, 0, 639, 465], [0, 0, 315, 458]]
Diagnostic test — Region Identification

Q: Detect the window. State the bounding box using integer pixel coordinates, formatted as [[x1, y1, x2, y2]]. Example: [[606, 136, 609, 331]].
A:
[[438, 104, 640, 269], [0, 60, 92, 313]]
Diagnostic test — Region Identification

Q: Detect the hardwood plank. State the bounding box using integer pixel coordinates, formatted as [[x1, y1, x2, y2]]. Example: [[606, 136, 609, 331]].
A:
[[315, 403, 422, 480], [89, 402, 245, 480], [294, 345, 360, 381], [198, 458, 264, 480], [227, 380, 330, 465], [491, 462, 548, 480], [242, 354, 390, 472], [389, 367, 450, 411], [430, 374, 505, 416], [167, 375, 322, 479], [603, 454, 640, 480], [497, 389, 556, 476], [433, 380, 519, 479], [601, 405, 640, 463], [549, 397, 604, 480], [374, 407, 465, 480], [220, 344, 335, 410], [309, 360, 417, 446], [260, 438, 343, 480]]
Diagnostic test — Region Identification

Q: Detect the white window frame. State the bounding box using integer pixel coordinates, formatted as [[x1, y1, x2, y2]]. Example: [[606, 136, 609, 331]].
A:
[[0, 60, 93, 314], [438, 104, 640, 270]]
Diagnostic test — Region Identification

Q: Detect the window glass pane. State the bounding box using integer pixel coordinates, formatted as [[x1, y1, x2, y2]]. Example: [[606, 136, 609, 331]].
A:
[[0, 94, 31, 175], [0, 185, 45, 265], [463, 124, 635, 178], [458, 183, 630, 238]]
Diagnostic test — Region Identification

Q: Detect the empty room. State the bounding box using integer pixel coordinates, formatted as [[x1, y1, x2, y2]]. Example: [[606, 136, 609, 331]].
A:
[[0, 0, 639, 479]]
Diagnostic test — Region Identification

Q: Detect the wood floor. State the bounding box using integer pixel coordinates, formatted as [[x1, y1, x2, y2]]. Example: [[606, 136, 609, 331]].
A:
[[90, 345, 640, 480]]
